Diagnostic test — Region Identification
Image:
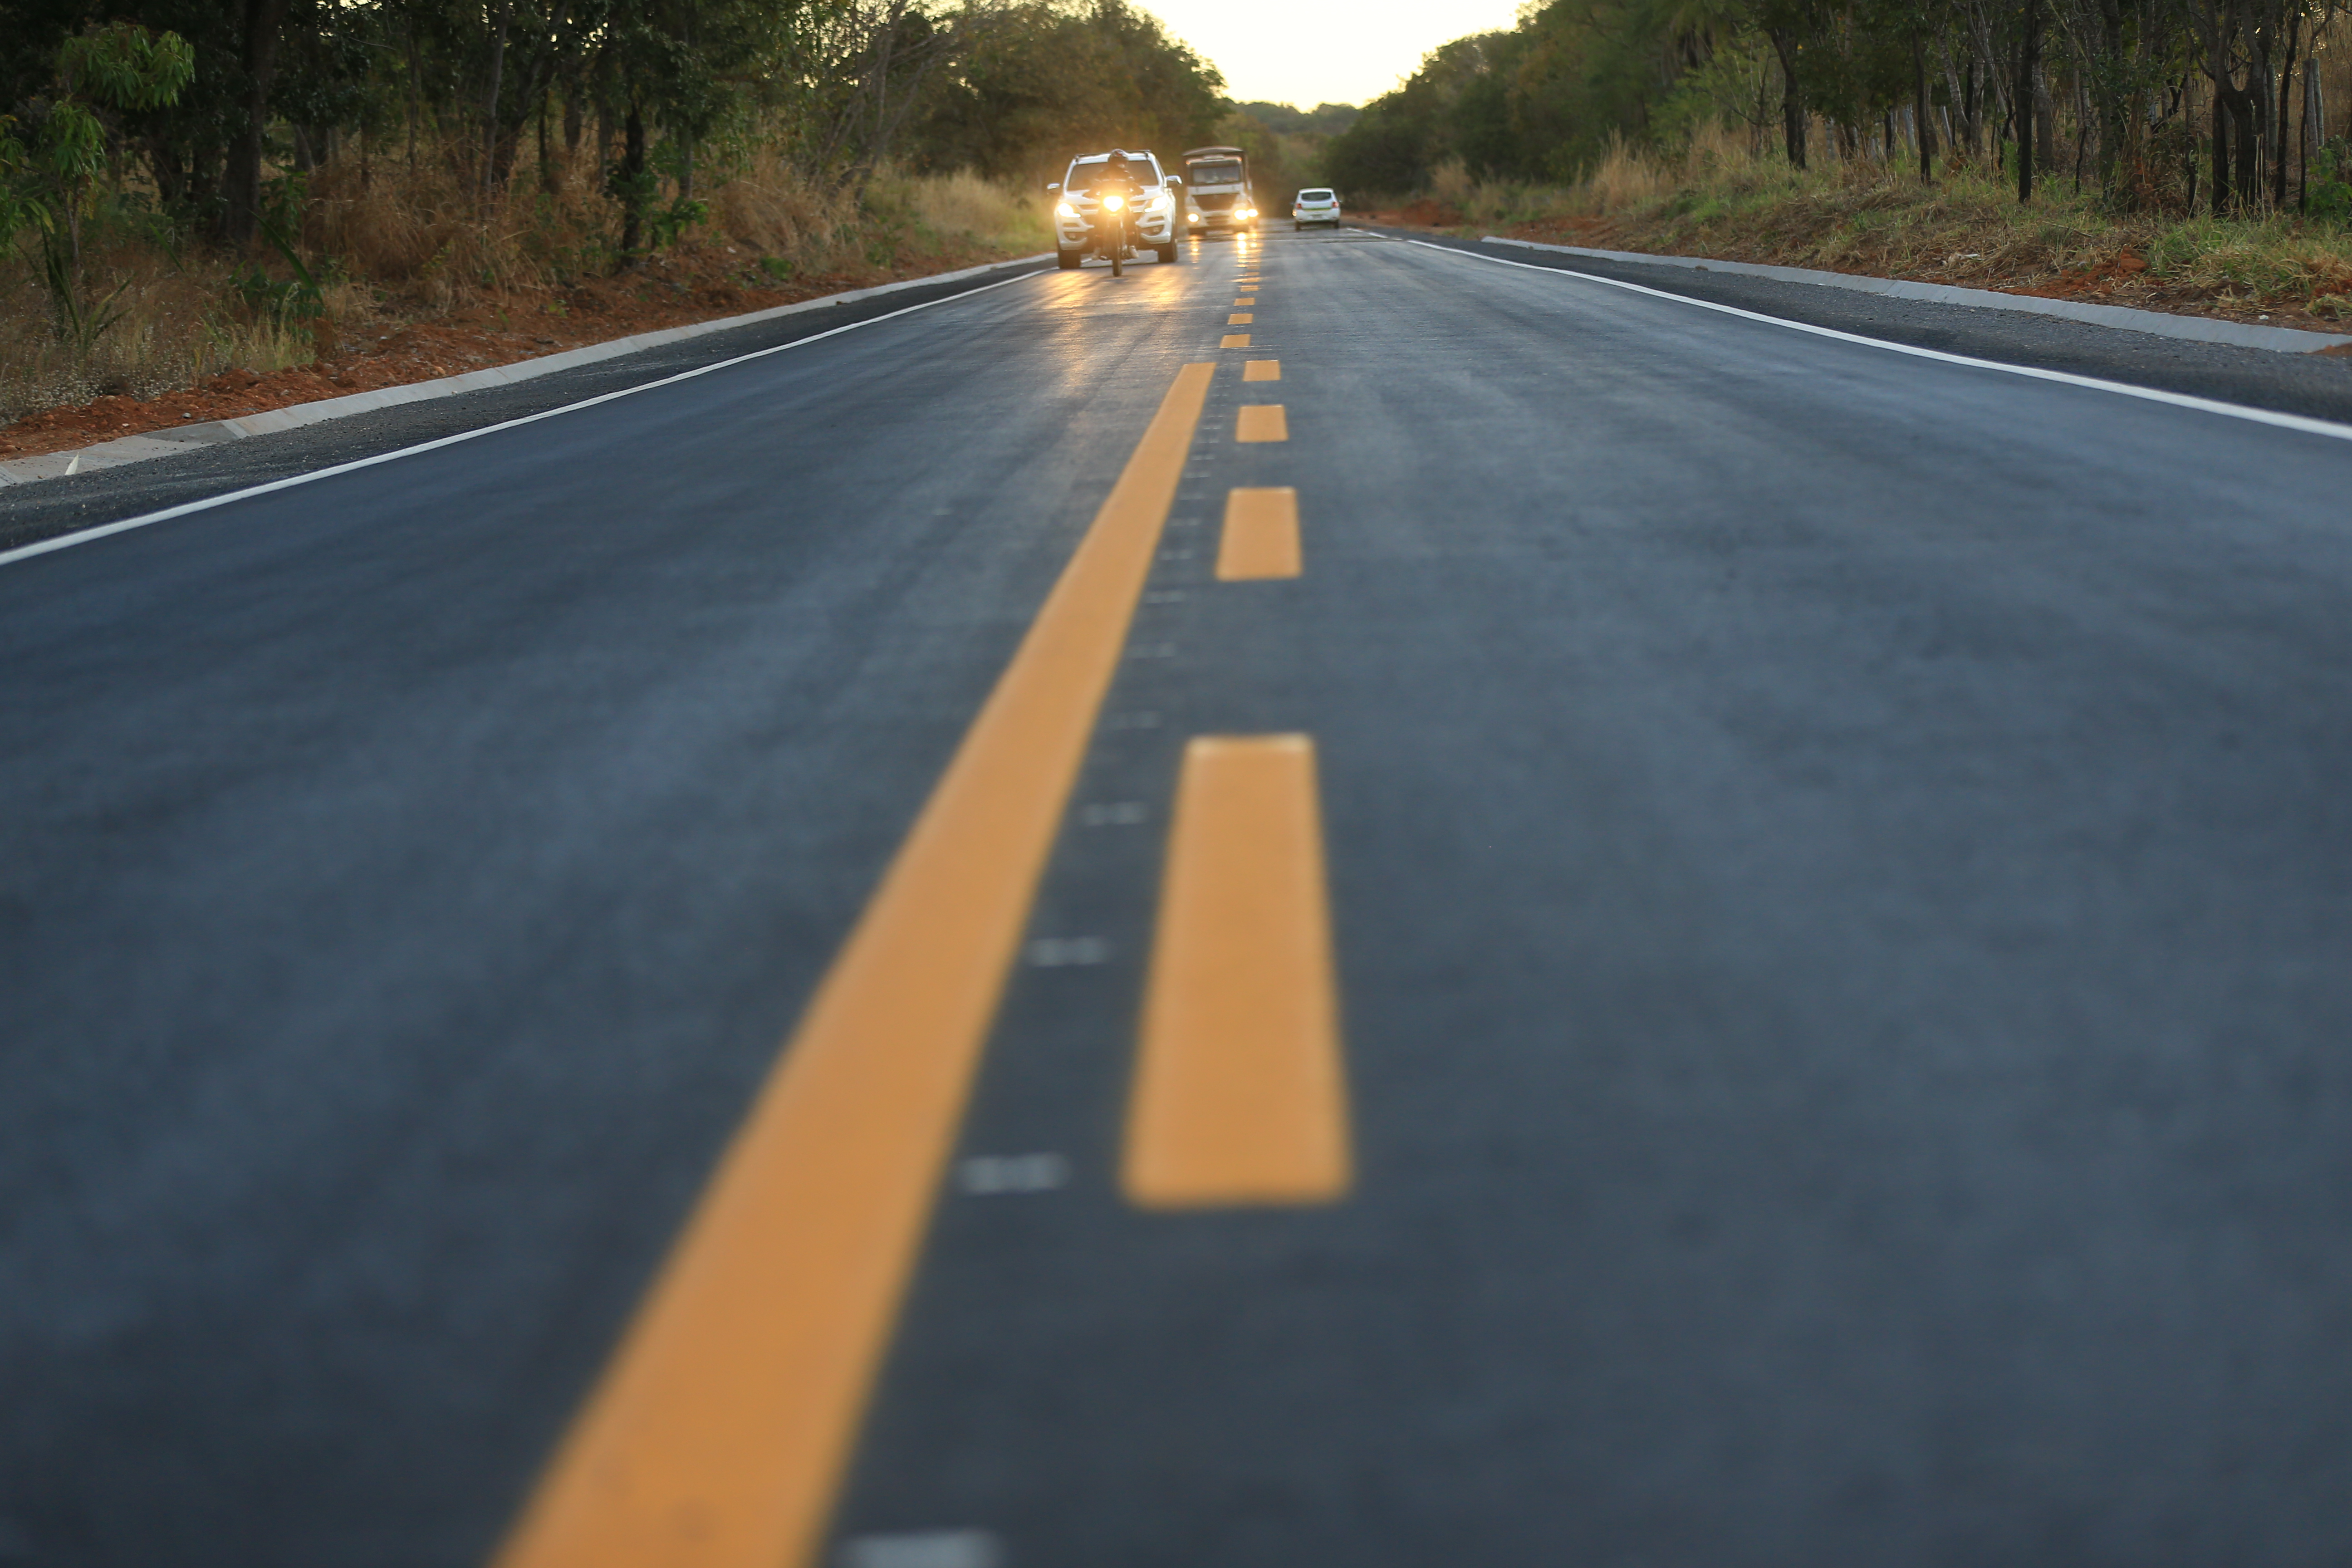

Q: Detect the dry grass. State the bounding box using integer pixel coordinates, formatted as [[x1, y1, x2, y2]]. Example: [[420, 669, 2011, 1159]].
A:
[[1, 139, 1049, 425], [894, 167, 1054, 252], [0, 239, 325, 422], [1450, 122, 2352, 325]]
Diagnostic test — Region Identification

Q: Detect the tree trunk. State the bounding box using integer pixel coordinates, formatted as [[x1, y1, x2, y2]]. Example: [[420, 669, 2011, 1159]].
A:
[[481, 3, 510, 201], [1915, 31, 1936, 181], [2072, 74, 2090, 191], [222, 0, 291, 250], [490, 1, 571, 193], [2212, 80, 2233, 214], [405, 15, 422, 170], [2274, 15, 2299, 211], [2303, 54, 2320, 210], [2093, 0, 2127, 189], [149, 137, 190, 209], [2017, 0, 2039, 201], [1771, 30, 1808, 168], [1962, 53, 1980, 156], [2034, 71, 2055, 173], [2233, 89, 2259, 210], [2253, 25, 2274, 207], [618, 101, 647, 261]]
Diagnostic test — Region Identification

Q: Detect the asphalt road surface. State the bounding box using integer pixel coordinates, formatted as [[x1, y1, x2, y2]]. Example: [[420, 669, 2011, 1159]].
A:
[[8, 227, 2352, 1568]]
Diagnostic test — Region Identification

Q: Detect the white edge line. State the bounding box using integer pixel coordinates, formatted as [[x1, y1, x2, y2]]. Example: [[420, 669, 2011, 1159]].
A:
[[1396, 235, 2352, 446], [0, 265, 1050, 571]]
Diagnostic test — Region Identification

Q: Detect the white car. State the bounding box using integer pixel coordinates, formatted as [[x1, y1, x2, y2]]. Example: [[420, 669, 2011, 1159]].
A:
[[1292, 189, 1342, 229], [1050, 151, 1181, 267]]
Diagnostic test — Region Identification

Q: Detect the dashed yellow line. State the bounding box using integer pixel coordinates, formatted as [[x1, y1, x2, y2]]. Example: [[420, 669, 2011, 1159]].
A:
[[1216, 488, 1301, 580], [491, 362, 1220, 1568], [1228, 313, 1254, 325], [1220, 333, 1251, 348], [1242, 359, 1280, 382], [1236, 405, 1287, 442], [1234, 297, 1257, 307], [1124, 735, 1350, 1208]]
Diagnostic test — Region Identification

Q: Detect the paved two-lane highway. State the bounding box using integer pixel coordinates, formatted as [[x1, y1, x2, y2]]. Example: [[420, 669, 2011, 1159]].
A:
[[8, 228, 2352, 1568]]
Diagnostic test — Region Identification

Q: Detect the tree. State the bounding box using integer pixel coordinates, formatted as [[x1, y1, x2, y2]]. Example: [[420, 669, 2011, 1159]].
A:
[[3, 21, 193, 350], [222, 0, 290, 249], [908, 0, 1224, 182]]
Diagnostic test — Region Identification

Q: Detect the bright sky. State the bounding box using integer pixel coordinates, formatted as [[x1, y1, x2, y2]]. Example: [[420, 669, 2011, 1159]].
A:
[[1143, 0, 1529, 110]]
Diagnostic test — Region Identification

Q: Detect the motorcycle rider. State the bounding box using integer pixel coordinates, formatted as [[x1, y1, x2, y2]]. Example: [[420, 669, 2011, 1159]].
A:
[[1089, 150, 1144, 209], [1083, 151, 1147, 272]]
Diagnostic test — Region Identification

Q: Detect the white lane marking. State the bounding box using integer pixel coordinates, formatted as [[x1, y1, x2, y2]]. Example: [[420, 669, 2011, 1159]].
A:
[[1026, 936, 1111, 966], [1398, 236, 2352, 446], [955, 1153, 1070, 1194], [836, 1530, 1004, 1568], [0, 268, 1053, 572]]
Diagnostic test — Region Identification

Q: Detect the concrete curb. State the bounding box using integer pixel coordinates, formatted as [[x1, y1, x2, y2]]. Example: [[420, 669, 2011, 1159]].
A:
[[1475, 234, 2352, 355], [0, 253, 1055, 488]]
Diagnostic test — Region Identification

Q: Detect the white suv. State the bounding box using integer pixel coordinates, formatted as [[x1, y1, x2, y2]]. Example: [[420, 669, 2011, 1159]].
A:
[[1292, 189, 1342, 229], [1051, 151, 1181, 267]]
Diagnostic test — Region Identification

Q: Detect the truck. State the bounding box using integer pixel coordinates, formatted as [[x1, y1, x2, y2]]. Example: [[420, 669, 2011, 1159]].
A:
[[1179, 146, 1258, 236]]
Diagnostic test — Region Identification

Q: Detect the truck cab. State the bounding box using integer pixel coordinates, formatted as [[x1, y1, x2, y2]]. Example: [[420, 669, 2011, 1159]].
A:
[[1180, 146, 1258, 235]]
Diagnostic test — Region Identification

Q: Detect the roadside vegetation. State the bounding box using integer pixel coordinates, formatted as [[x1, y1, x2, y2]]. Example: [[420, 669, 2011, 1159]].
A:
[[1393, 125, 2352, 324], [1329, 0, 2352, 326], [0, 0, 1294, 437]]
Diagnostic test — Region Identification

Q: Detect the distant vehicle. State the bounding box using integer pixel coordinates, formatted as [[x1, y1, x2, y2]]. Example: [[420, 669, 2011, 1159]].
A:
[[1049, 151, 1181, 270], [1181, 146, 1259, 235], [1292, 188, 1342, 229]]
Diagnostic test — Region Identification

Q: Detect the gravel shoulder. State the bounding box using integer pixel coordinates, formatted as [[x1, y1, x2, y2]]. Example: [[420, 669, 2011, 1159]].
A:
[[1367, 225, 2352, 427]]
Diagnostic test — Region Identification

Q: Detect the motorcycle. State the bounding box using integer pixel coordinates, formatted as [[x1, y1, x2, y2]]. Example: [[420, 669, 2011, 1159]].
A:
[[1092, 192, 1133, 277]]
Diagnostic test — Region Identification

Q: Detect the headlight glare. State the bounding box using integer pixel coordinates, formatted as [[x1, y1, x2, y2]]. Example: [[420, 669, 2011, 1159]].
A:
[[1102, 193, 1124, 211]]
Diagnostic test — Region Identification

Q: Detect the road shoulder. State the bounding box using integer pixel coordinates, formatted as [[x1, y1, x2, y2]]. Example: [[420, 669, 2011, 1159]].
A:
[[0, 261, 1053, 559], [1363, 225, 2352, 430]]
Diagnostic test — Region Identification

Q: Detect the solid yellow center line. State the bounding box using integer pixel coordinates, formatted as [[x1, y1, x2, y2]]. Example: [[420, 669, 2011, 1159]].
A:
[[1123, 735, 1350, 1208], [1216, 488, 1301, 580], [1242, 359, 1280, 382], [1235, 404, 1287, 442], [1220, 333, 1251, 348], [492, 362, 1220, 1568]]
